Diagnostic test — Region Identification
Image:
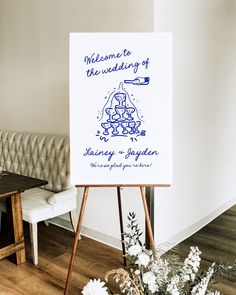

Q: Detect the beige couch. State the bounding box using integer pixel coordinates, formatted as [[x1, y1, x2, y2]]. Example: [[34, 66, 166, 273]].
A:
[[0, 130, 77, 265]]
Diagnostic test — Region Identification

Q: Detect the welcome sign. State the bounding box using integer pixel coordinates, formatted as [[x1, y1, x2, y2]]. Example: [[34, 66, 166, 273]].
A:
[[70, 33, 172, 185]]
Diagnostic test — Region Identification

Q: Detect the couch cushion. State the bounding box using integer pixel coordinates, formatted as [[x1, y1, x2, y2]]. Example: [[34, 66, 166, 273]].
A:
[[0, 187, 77, 224], [22, 188, 76, 223], [21, 188, 54, 223]]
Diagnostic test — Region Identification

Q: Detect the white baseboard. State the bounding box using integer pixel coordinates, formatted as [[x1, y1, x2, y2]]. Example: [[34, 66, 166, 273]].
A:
[[163, 196, 236, 252], [49, 217, 122, 250], [50, 196, 236, 252]]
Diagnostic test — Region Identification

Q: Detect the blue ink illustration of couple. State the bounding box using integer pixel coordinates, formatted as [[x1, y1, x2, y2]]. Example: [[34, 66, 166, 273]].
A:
[[96, 77, 150, 142]]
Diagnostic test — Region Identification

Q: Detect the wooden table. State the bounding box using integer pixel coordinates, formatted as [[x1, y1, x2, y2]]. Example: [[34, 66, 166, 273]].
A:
[[0, 171, 47, 264]]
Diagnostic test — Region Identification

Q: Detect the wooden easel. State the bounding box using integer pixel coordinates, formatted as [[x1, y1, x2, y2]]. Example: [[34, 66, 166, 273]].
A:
[[64, 184, 168, 295]]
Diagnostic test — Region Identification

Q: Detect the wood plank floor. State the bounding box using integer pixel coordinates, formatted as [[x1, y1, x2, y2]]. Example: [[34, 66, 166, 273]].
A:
[[0, 219, 123, 295], [0, 205, 235, 294], [178, 204, 236, 295]]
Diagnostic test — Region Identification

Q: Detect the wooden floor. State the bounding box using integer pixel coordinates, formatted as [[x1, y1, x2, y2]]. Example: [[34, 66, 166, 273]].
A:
[[178, 204, 236, 295], [0, 205, 235, 294], [0, 219, 123, 295]]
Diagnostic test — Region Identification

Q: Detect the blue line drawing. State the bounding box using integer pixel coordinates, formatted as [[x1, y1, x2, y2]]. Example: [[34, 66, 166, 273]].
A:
[[124, 76, 150, 85], [97, 79, 149, 142]]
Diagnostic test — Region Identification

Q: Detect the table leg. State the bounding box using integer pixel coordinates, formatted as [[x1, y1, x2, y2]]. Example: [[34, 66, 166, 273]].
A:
[[0, 193, 25, 264], [9, 193, 26, 264], [11, 193, 25, 264]]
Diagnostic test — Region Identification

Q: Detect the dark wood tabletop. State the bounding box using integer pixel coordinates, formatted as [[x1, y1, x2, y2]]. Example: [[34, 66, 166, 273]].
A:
[[0, 171, 48, 197]]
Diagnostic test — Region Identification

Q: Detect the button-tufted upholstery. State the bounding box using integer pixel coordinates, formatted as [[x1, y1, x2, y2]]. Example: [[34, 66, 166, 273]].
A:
[[0, 130, 77, 265], [0, 130, 70, 192]]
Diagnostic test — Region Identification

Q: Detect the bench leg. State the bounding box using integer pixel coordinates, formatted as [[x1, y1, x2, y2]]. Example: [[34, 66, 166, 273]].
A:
[[29, 223, 38, 265]]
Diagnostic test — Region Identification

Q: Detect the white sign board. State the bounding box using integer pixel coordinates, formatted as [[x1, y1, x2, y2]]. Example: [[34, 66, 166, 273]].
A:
[[70, 33, 172, 185]]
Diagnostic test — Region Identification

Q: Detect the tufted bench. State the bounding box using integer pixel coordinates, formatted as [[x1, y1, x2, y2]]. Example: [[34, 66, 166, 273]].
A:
[[0, 130, 77, 265]]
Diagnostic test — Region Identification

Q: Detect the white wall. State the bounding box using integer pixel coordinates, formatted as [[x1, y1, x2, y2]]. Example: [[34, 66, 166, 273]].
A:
[[154, 0, 236, 246], [2, 0, 236, 250], [0, 0, 153, 247], [0, 0, 153, 135]]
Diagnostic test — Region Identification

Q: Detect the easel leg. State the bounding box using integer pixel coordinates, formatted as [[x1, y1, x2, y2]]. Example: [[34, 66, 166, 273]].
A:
[[64, 187, 89, 295], [140, 186, 158, 259], [117, 187, 126, 266]]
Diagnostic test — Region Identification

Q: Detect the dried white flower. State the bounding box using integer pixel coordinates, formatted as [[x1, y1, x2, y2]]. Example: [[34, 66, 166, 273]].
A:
[[127, 244, 142, 256], [134, 269, 140, 275], [148, 283, 159, 293], [151, 258, 170, 286], [181, 246, 201, 283], [143, 271, 156, 285], [166, 275, 180, 295], [191, 263, 215, 295], [82, 279, 109, 295], [143, 271, 158, 293], [135, 253, 150, 267]]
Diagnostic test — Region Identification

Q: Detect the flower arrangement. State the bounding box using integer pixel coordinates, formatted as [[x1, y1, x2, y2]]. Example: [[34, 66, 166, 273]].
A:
[[82, 212, 236, 295]]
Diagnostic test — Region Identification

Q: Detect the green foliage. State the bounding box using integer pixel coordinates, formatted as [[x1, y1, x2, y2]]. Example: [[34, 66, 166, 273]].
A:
[[124, 212, 143, 247]]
